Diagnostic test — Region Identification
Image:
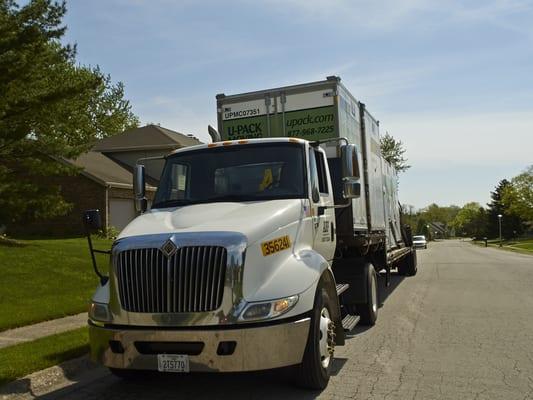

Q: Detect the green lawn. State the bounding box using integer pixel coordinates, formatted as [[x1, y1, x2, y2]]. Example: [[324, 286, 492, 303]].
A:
[[473, 238, 533, 255], [0, 327, 88, 386], [0, 237, 112, 332]]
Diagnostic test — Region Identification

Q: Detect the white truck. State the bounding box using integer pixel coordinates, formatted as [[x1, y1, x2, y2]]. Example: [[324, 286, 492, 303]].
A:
[[84, 76, 417, 390]]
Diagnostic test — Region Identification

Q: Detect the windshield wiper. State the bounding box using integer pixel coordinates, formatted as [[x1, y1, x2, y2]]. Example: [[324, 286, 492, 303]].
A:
[[202, 194, 250, 203], [151, 199, 194, 208]]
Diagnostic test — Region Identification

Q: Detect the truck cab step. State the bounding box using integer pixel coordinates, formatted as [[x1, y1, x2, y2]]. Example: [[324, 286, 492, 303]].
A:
[[342, 314, 360, 332], [336, 283, 350, 296]]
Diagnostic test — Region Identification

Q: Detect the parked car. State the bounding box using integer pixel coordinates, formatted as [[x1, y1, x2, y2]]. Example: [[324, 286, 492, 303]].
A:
[[413, 235, 427, 249]]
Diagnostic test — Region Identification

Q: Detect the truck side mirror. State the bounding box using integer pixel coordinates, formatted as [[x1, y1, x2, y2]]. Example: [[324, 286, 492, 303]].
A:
[[343, 181, 361, 199], [83, 209, 102, 232], [340, 144, 360, 179], [341, 144, 361, 199], [134, 164, 147, 213]]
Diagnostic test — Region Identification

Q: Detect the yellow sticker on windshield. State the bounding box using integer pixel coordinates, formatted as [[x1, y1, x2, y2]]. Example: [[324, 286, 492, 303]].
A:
[[261, 235, 292, 256], [258, 168, 273, 191]]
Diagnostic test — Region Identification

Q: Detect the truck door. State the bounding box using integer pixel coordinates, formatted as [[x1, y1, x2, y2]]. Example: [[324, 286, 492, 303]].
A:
[[308, 146, 336, 261]]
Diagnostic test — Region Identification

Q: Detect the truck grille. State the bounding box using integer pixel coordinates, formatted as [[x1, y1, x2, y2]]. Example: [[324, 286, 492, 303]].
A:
[[115, 246, 227, 313]]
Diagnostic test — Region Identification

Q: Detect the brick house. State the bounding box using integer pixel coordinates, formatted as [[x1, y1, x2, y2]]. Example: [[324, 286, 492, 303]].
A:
[[14, 125, 201, 236]]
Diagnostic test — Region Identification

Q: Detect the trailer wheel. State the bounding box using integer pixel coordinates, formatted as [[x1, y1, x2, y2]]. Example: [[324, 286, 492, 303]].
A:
[[357, 264, 378, 326], [398, 249, 417, 276], [296, 286, 335, 390]]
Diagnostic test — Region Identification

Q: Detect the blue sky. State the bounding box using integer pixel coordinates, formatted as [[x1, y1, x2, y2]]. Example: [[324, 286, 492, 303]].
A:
[[63, 0, 533, 209]]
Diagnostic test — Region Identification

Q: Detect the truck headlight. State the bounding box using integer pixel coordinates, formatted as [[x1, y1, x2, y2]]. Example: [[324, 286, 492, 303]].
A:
[[240, 295, 298, 321], [89, 302, 111, 322]]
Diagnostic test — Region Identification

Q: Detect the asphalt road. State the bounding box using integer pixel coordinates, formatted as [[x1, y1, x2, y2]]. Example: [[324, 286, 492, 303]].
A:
[[14, 240, 533, 399]]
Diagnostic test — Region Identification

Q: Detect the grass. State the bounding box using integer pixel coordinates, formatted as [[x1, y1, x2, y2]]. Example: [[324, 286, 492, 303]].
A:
[[0, 237, 112, 332], [0, 327, 88, 386], [472, 237, 533, 255]]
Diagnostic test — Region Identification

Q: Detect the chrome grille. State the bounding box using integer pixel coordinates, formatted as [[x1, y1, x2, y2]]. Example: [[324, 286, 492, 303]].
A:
[[115, 246, 227, 313]]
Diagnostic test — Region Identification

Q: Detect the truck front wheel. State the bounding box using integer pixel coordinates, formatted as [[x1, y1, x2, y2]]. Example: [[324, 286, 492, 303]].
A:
[[296, 286, 336, 390]]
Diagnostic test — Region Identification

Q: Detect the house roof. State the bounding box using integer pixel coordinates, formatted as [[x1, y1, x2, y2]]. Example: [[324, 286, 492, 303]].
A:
[[92, 124, 202, 153], [68, 151, 135, 189]]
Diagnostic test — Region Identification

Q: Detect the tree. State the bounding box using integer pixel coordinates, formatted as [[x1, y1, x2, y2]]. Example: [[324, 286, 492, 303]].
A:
[[502, 166, 533, 227], [451, 202, 488, 238], [0, 0, 139, 227], [380, 132, 410, 173], [486, 179, 524, 239]]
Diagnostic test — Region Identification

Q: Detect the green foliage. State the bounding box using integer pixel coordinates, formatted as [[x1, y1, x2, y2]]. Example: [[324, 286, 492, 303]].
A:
[[380, 132, 410, 173], [451, 202, 487, 238], [401, 203, 460, 238], [0, 237, 111, 331], [0, 0, 139, 227], [486, 179, 525, 239], [502, 165, 533, 225], [96, 225, 120, 240], [0, 327, 88, 385]]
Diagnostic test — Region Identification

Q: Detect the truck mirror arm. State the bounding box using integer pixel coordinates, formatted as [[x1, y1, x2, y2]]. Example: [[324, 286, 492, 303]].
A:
[[84, 227, 110, 286], [311, 137, 349, 147], [318, 203, 351, 215]]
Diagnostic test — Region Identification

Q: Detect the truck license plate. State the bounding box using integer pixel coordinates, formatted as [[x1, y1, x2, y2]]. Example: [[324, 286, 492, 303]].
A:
[[157, 354, 189, 373]]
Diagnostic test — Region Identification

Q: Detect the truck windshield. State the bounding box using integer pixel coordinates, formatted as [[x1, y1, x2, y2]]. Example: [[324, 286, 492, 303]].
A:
[[152, 142, 306, 208]]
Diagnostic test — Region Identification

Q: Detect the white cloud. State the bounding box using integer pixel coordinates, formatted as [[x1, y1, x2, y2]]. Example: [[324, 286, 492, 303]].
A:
[[383, 110, 533, 166]]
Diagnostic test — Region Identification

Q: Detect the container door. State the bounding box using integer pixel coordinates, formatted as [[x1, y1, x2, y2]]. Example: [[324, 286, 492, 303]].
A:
[[219, 95, 277, 140]]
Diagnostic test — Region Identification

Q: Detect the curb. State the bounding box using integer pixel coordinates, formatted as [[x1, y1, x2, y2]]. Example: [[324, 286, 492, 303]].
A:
[[0, 355, 107, 399], [0, 314, 87, 350]]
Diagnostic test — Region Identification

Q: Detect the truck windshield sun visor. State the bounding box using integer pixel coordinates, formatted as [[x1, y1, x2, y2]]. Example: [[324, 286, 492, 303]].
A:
[[153, 143, 306, 208]]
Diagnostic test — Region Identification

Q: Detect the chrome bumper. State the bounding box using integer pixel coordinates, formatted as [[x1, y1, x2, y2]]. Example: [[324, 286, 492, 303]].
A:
[[89, 317, 310, 372]]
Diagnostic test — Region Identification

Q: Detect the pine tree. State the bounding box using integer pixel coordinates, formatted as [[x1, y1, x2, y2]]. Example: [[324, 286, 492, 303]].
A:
[[486, 180, 524, 239], [380, 132, 410, 173]]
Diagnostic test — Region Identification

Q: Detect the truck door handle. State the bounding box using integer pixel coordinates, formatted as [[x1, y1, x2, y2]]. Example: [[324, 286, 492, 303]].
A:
[[317, 206, 326, 216]]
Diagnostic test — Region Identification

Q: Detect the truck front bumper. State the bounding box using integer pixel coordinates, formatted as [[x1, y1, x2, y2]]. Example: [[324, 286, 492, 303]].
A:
[[89, 317, 310, 372]]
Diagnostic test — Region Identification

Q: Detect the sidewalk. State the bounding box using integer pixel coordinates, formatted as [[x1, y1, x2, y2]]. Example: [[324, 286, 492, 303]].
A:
[[0, 313, 87, 349]]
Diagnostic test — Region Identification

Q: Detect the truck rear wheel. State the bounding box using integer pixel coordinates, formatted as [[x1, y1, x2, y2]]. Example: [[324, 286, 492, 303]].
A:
[[296, 286, 335, 390], [357, 264, 378, 326]]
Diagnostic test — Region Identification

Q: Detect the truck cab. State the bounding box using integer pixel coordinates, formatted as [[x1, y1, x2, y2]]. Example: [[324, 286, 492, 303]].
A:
[[86, 137, 361, 389]]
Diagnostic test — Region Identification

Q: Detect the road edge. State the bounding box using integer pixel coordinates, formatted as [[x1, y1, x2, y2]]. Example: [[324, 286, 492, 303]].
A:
[[0, 355, 107, 399]]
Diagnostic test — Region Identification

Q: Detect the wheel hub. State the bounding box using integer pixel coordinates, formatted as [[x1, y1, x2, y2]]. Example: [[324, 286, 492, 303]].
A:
[[318, 307, 335, 368]]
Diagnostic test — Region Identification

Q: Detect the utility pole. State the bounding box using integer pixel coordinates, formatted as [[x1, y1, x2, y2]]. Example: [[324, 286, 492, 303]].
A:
[[498, 214, 503, 247]]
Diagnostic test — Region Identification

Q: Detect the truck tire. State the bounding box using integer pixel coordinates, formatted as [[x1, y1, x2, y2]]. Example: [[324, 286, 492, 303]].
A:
[[296, 286, 336, 390], [357, 264, 378, 326], [398, 249, 417, 276]]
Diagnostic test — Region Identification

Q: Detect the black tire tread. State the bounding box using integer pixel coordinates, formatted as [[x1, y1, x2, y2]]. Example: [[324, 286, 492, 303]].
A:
[[357, 264, 378, 326], [296, 286, 333, 390]]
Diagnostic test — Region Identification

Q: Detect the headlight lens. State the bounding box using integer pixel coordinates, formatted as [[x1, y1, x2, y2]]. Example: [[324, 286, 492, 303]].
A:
[[240, 295, 298, 321], [89, 302, 111, 322]]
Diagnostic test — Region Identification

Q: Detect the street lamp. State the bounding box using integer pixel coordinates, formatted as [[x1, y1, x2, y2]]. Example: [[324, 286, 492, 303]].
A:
[[497, 214, 503, 247]]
